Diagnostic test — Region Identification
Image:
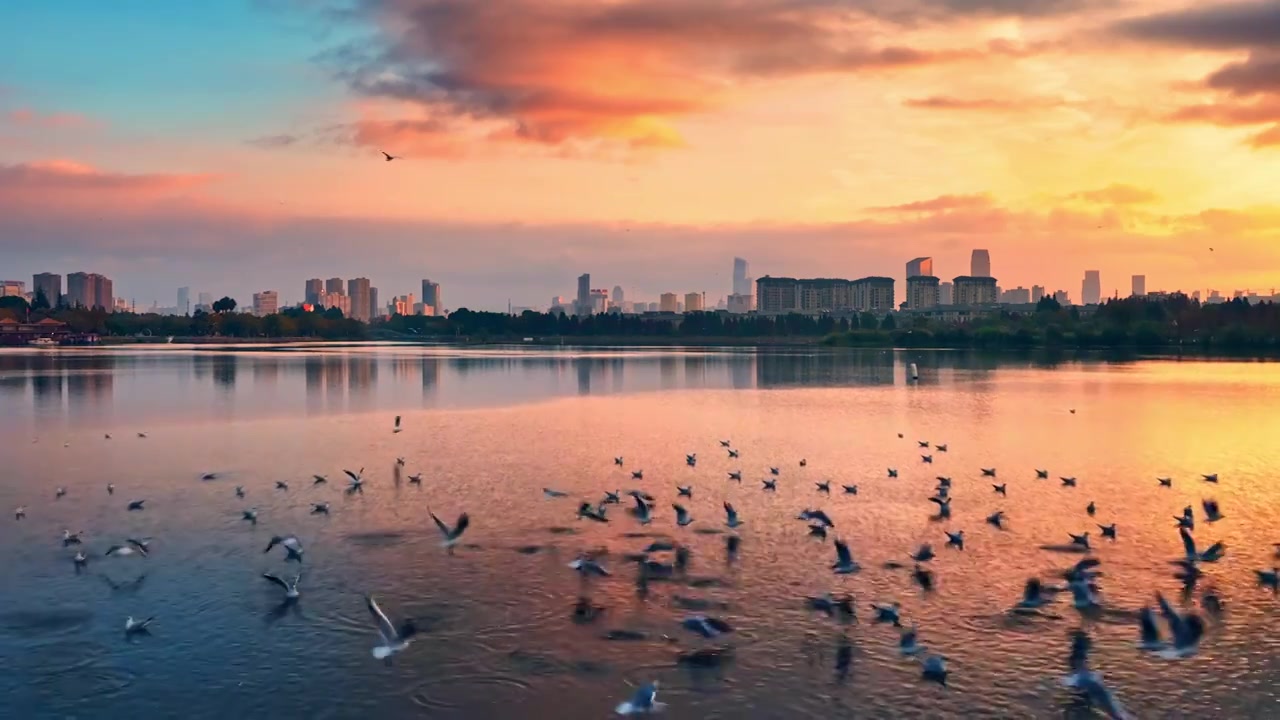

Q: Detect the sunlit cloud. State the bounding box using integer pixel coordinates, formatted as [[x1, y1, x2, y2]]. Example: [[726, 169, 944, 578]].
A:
[[4, 107, 99, 129]]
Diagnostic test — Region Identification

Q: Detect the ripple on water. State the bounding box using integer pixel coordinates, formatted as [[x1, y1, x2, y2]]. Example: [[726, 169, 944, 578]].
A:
[[0, 607, 95, 639]]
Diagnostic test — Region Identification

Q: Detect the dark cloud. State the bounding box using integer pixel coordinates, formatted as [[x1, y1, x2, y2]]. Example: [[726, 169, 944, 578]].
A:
[[869, 193, 994, 213], [245, 133, 302, 148], [1113, 1, 1280, 49], [1206, 53, 1280, 96]]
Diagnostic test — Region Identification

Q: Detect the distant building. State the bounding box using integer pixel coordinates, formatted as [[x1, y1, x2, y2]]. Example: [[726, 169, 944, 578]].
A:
[[252, 290, 279, 316], [197, 291, 213, 313], [612, 285, 625, 305], [33, 273, 62, 306], [1053, 289, 1071, 305], [1082, 270, 1101, 305], [852, 277, 895, 312], [970, 249, 991, 278], [906, 276, 940, 310], [421, 280, 441, 314], [325, 277, 344, 295], [727, 293, 754, 314], [647, 302, 660, 313], [732, 257, 752, 296], [347, 277, 372, 322], [304, 279, 323, 305], [393, 293, 416, 316], [953, 276, 998, 306], [939, 281, 954, 305], [1192, 290, 1201, 302], [1032, 285, 1045, 303], [660, 293, 679, 313], [1000, 287, 1031, 304], [684, 292, 704, 313], [755, 277, 799, 314], [906, 257, 933, 278], [576, 273, 592, 316], [369, 287, 379, 320], [756, 276, 893, 314], [590, 289, 609, 313], [67, 272, 113, 311], [1131, 275, 1146, 297], [177, 287, 190, 315], [320, 292, 350, 316], [1, 280, 24, 297]]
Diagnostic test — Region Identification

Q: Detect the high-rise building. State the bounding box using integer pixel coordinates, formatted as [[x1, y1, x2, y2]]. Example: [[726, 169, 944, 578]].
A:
[[755, 277, 800, 314], [970, 249, 991, 278], [1000, 287, 1032, 304], [732, 257, 752, 296], [197, 292, 213, 312], [347, 277, 371, 322], [305, 278, 323, 305], [953, 276, 998, 306], [421, 279, 441, 313], [851, 277, 895, 312], [684, 292, 704, 313], [1054, 289, 1071, 305], [659, 293, 679, 313], [320, 292, 350, 316], [590, 289, 609, 313], [906, 257, 933, 278], [1131, 275, 1146, 297], [252, 290, 279, 316], [32, 273, 61, 306], [369, 287, 379, 319], [1082, 270, 1101, 305], [1032, 285, 1046, 303], [66, 272, 112, 310], [0, 280, 24, 297], [612, 285, 625, 305], [177, 287, 190, 315], [325, 277, 344, 295], [575, 274, 591, 316], [906, 276, 940, 310], [727, 294, 753, 314], [96, 276, 113, 312], [939, 281, 953, 305]]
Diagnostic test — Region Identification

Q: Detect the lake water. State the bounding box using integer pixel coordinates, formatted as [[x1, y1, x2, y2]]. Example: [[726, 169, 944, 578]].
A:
[[2, 344, 1279, 718]]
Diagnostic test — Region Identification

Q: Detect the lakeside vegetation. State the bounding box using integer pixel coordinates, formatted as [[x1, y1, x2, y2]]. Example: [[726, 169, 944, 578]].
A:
[[4, 291, 1280, 350]]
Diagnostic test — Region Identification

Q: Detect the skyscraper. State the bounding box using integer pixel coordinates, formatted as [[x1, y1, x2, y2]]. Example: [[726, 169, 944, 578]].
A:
[[906, 257, 933, 278], [906, 275, 940, 310], [252, 290, 279, 316], [347, 278, 371, 322], [1032, 285, 1045, 303], [325, 277, 344, 295], [1082, 270, 1101, 305], [732, 257, 751, 296], [953, 276, 998, 305], [197, 292, 213, 311], [67, 272, 111, 309], [178, 287, 190, 315], [1131, 275, 1146, 297], [659, 293, 679, 313], [970, 249, 991, 278], [576, 273, 591, 316], [684, 292, 704, 312], [369, 287, 379, 319], [32, 273, 61, 307], [96, 276, 113, 312], [305, 278, 323, 305], [421, 279, 441, 312], [612, 285, 625, 305]]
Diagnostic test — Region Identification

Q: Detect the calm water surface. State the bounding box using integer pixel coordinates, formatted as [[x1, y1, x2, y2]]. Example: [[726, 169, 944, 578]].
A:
[[2, 344, 1279, 718]]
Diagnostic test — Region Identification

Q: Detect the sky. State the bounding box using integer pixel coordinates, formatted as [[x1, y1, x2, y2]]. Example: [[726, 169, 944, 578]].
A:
[[2, 0, 1279, 311]]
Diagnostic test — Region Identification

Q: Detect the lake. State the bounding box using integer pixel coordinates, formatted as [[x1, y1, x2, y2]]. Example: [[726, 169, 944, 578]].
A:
[[1, 344, 1278, 718]]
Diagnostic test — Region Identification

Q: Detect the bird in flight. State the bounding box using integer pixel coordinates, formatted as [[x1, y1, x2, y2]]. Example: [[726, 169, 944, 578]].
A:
[[381, 151, 401, 162]]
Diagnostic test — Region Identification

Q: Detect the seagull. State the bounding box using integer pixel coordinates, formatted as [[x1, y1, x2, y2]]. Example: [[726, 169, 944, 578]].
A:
[[430, 510, 469, 547], [1068, 577, 1101, 609], [62, 530, 84, 546], [887, 468, 898, 478], [55, 487, 66, 499], [1175, 506, 1194, 530], [798, 509, 835, 527], [615, 457, 624, 466], [918, 440, 930, 448], [910, 544, 935, 562], [936, 444, 948, 452], [393, 415, 402, 433], [1061, 629, 1133, 720], [681, 615, 733, 639], [243, 508, 258, 523], [106, 483, 115, 495], [1202, 499, 1224, 523], [1016, 578, 1050, 610], [981, 468, 997, 477], [1156, 592, 1205, 656], [137, 432, 148, 438], [263, 572, 301, 600], [127, 500, 146, 511], [578, 502, 609, 522], [762, 479, 776, 491], [568, 557, 611, 577], [921, 455, 933, 464], [105, 433, 111, 439], [808, 524, 828, 539], [832, 538, 860, 574], [264, 535, 304, 562], [1036, 469, 1049, 479], [898, 432, 905, 438], [843, 484, 858, 494], [615, 681, 664, 716], [913, 564, 934, 591], [631, 470, 644, 479], [73, 550, 88, 568], [724, 502, 744, 529], [275, 481, 289, 491], [945, 530, 964, 550], [235, 485, 245, 498], [673, 504, 694, 527], [1256, 568, 1279, 590], [381, 151, 400, 162], [677, 486, 692, 498], [686, 454, 697, 467], [105, 542, 146, 558], [993, 483, 1006, 496], [900, 626, 923, 656], [1069, 409, 1076, 414], [14, 506, 24, 520], [366, 595, 417, 660], [936, 476, 952, 487], [124, 616, 155, 634], [727, 471, 742, 481], [603, 490, 621, 504], [807, 593, 854, 617], [631, 495, 653, 525], [543, 488, 570, 498], [1098, 524, 1117, 539], [929, 496, 951, 518], [395, 457, 406, 467], [1201, 473, 1218, 483], [1137, 606, 1164, 650], [769, 467, 780, 476], [407, 473, 423, 485], [986, 511, 1006, 529], [815, 481, 830, 493], [728, 449, 739, 458], [1086, 501, 1097, 516], [312, 475, 327, 485], [921, 655, 947, 686], [719, 440, 731, 447], [312, 502, 330, 515], [871, 602, 901, 626], [1061, 476, 1077, 487], [1180, 527, 1225, 563], [1069, 532, 1091, 550], [1158, 477, 1173, 487]]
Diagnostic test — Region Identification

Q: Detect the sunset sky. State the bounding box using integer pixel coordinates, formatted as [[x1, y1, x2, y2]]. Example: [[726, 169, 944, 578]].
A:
[[2, 0, 1278, 310]]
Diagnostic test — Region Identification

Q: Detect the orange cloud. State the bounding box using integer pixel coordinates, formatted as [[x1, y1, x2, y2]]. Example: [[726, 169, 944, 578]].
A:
[[1070, 184, 1160, 205], [4, 108, 99, 129], [1248, 124, 1280, 147], [902, 95, 1063, 111], [0, 160, 214, 212], [869, 193, 995, 213]]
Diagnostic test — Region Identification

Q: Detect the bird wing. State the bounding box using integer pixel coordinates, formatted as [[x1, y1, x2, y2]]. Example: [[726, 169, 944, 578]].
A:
[[1023, 577, 1041, 602], [1201, 540, 1225, 559], [1068, 629, 1091, 674], [343, 469, 360, 482], [430, 511, 451, 538], [632, 494, 648, 513], [262, 573, 290, 591], [1155, 592, 1186, 638], [366, 595, 399, 642], [1139, 606, 1160, 644], [1180, 527, 1197, 558], [452, 513, 469, 539], [835, 539, 852, 565], [723, 502, 736, 522], [929, 497, 947, 507], [105, 545, 123, 556], [673, 504, 687, 521]]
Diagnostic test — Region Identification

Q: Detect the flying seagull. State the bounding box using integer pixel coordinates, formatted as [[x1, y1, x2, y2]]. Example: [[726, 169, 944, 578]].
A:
[[993, 483, 1006, 496], [1036, 469, 1049, 479], [263, 572, 301, 600], [727, 471, 742, 481], [275, 480, 289, 491], [430, 510, 470, 548], [107, 483, 115, 495], [615, 457, 624, 466], [127, 500, 146, 511], [1061, 476, 1077, 487], [1061, 629, 1133, 720], [724, 502, 744, 529], [124, 616, 155, 635], [1201, 473, 1218, 483], [408, 473, 423, 485], [762, 479, 776, 491], [381, 151, 401, 162], [14, 506, 24, 520], [728, 449, 739, 458], [921, 455, 933, 464], [1202, 499, 1224, 523], [312, 502, 330, 515], [843, 484, 858, 494], [243, 508, 258, 523], [1098, 523, 1117, 539], [235, 485, 245, 498], [313, 475, 327, 485], [815, 481, 830, 493], [393, 415, 402, 433], [945, 530, 964, 550], [631, 495, 653, 525], [887, 468, 898, 478], [615, 681, 664, 716], [366, 595, 417, 660], [569, 557, 611, 577], [1180, 527, 1225, 563], [1158, 477, 1172, 487], [632, 470, 644, 479], [677, 485, 692, 498], [681, 615, 733, 639], [673, 503, 694, 527], [982, 468, 997, 477], [936, 444, 948, 452], [921, 655, 947, 686], [832, 538, 860, 574], [265, 535, 304, 562], [1086, 501, 1096, 516]]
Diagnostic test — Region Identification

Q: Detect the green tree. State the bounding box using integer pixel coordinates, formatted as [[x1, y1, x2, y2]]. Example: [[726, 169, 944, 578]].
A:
[[31, 288, 51, 311], [879, 314, 896, 330], [212, 296, 237, 313]]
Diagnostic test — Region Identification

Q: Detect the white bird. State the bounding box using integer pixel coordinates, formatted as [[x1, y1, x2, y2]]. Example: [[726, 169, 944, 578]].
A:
[[55, 487, 66, 499], [264, 535, 304, 562], [366, 595, 417, 660], [673, 503, 694, 527], [73, 550, 87, 568], [107, 483, 115, 495], [430, 510, 469, 547], [1061, 629, 1133, 720], [568, 557, 610, 577], [62, 529, 84, 546], [124, 616, 154, 634], [724, 502, 744, 529], [14, 506, 25, 520], [263, 572, 301, 600], [832, 538, 860, 574], [615, 681, 664, 716]]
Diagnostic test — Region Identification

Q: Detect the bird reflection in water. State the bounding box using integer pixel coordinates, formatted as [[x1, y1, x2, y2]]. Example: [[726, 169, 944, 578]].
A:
[[835, 632, 853, 683]]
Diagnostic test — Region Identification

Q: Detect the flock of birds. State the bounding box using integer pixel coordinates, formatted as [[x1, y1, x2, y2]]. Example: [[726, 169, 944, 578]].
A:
[[17, 412, 1280, 718]]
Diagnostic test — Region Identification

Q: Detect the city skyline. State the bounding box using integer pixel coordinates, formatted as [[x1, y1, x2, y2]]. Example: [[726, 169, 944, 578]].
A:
[[3, 2, 1278, 310]]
